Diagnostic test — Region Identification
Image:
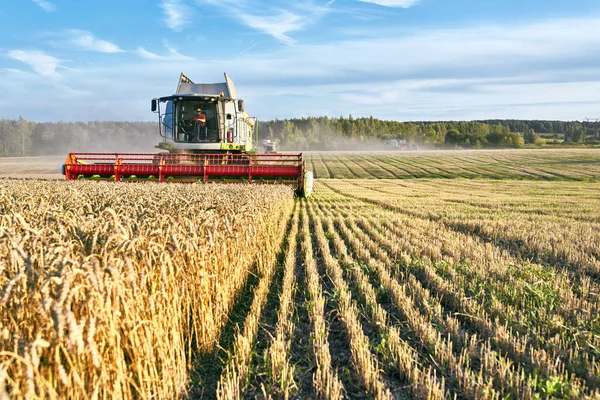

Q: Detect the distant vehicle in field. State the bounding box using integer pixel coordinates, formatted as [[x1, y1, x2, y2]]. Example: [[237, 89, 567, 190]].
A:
[[260, 139, 277, 153], [386, 138, 418, 150]]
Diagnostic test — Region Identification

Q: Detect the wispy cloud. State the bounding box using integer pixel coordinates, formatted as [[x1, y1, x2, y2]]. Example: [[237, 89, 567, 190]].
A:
[[7, 50, 61, 76], [239, 40, 261, 55], [32, 0, 56, 12], [163, 40, 195, 60], [357, 0, 419, 7], [136, 47, 165, 60], [64, 30, 124, 53], [44, 30, 123, 53], [136, 41, 195, 60], [160, 0, 191, 31], [238, 11, 303, 44], [196, 0, 332, 44]]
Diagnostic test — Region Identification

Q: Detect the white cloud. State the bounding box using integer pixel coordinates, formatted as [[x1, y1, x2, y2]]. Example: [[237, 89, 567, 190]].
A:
[[196, 0, 332, 43], [357, 0, 419, 7], [136, 47, 165, 60], [160, 0, 191, 31], [238, 11, 303, 44], [32, 0, 56, 12], [164, 41, 195, 60], [7, 50, 61, 76], [66, 30, 124, 53], [135, 42, 195, 60]]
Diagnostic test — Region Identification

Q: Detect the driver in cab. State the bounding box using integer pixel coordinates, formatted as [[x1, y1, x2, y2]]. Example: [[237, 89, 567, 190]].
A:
[[190, 108, 208, 141], [191, 108, 207, 126]]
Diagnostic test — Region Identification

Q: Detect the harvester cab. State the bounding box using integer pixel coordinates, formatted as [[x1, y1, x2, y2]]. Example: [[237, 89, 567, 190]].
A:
[[151, 73, 255, 154], [61, 73, 313, 197]]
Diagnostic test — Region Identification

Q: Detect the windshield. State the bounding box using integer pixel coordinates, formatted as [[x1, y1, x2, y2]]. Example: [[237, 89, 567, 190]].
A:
[[168, 99, 220, 143]]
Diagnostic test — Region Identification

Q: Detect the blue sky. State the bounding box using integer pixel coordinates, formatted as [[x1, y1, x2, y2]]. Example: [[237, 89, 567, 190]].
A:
[[1, 0, 599, 122]]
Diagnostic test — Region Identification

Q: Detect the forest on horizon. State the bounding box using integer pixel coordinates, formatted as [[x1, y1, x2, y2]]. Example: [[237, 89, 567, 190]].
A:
[[0, 116, 599, 156]]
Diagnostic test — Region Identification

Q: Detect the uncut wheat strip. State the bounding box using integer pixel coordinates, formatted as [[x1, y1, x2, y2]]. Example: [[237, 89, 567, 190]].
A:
[[299, 201, 344, 400], [351, 215, 595, 395], [0, 191, 189, 399], [216, 200, 293, 400], [266, 206, 300, 397], [306, 201, 392, 399], [314, 209, 446, 399], [0, 182, 294, 399]]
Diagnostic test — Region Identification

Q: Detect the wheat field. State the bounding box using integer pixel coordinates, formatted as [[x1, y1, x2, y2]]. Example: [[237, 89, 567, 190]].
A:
[[1, 150, 600, 399]]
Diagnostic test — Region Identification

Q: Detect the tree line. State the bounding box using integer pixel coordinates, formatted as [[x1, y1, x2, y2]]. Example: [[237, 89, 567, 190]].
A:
[[0, 118, 158, 156], [260, 117, 600, 150], [1, 116, 599, 156]]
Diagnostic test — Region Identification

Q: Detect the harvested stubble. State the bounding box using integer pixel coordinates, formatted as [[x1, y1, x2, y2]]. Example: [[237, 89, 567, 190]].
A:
[[0, 180, 293, 399], [308, 179, 600, 399], [303, 149, 600, 180]]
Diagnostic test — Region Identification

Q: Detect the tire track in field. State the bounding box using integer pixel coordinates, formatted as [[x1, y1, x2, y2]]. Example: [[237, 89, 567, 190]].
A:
[[405, 156, 467, 178], [388, 157, 445, 178], [335, 154, 375, 179], [330, 154, 362, 178], [445, 155, 504, 178], [354, 155, 399, 179], [457, 154, 536, 179], [321, 153, 336, 179], [371, 155, 417, 178]]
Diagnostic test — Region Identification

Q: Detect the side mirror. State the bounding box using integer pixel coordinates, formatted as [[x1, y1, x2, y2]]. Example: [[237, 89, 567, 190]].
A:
[[151, 99, 158, 112], [238, 99, 244, 112], [226, 113, 232, 120]]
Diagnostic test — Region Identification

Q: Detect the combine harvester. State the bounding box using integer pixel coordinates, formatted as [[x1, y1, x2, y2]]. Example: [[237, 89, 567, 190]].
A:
[[62, 73, 313, 197]]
